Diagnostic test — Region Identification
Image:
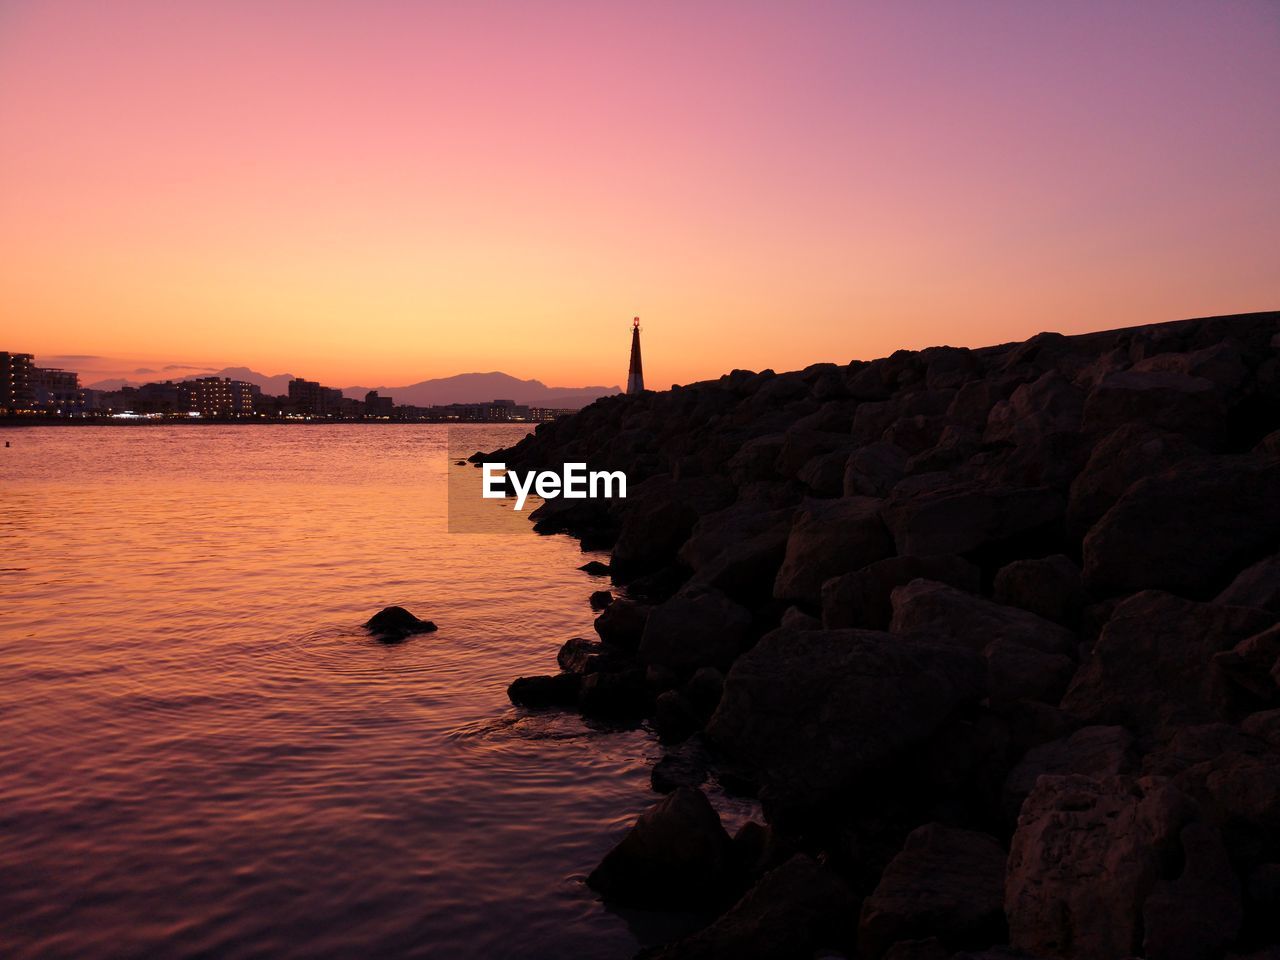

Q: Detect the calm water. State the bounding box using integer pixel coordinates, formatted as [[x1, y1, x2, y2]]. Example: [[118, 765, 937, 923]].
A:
[[0, 425, 752, 960]]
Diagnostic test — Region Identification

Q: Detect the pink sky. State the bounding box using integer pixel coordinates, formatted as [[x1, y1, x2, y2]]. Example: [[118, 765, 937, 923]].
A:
[[1, 0, 1277, 388]]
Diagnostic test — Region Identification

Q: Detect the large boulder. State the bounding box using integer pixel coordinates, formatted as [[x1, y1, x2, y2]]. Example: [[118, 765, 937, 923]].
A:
[[679, 505, 793, 602], [822, 555, 981, 630], [1060, 591, 1275, 742], [858, 823, 1007, 958], [1065, 424, 1202, 538], [1216, 553, 1280, 614], [890, 579, 1076, 656], [983, 371, 1084, 446], [586, 787, 736, 909], [1214, 623, 1280, 710], [611, 476, 734, 581], [706, 627, 985, 819], [639, 590, 752, 673], [993, 555, 1088, 627], [1005, 774, 1196, 960], [592, 598, 651, 650], [844, 441, 910, 497], [1142, 822, 1243, 960], [883, 482, 1064, 560], [1001, 725, 1136, 823], [1082, 369, 1226, 447], [364, 605, 437, 640], [649, 854, 856, 960], [1082, 454, 1280, 598], [773, 497, 895, 605]]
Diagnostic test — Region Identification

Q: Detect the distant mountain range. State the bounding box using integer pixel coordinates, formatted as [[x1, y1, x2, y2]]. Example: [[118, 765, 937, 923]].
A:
[[88, 367, 619, 409]]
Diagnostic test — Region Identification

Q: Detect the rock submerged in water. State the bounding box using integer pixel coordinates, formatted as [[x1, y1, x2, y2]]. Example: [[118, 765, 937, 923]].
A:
[[364, 605, 437, 641], [478, 311, 1280, 957]]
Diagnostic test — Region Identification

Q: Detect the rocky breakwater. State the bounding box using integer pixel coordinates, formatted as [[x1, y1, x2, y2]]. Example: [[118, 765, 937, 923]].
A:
[[497, 311, 1280, 959]]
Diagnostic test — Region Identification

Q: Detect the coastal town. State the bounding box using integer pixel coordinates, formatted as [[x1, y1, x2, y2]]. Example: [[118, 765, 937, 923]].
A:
[[0, 350, 576, 423]]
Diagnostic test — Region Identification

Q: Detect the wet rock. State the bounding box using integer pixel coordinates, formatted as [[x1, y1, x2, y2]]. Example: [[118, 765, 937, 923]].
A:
[[577, 669, 651, 722], [651, 742, 710, 794], [1060, 591, 1274, 742], [639, 589, 752, 673], [890, 580, 1076, 656], [773, 497, 895, 605], [556, 636, 622, 674], [706, 627, 985, 820], [1082, 454, 1280, 598], [1001, 725, 1136, 823], [1005, 774, 1196, 960], [822, 555, 981, 631], [364, 605, 438, 640], [858, 824, 1007, 959], [993, 555, 1088, 627], [1142, 822, 1242, 960], [648, 854, 856, 960], [579, 560, 611, 576], [589, 589, 614, 610], [653, 689, 702, 744], [592, 598, 651, 651], [1216, 553, 1280, 613], [730, 820, 798, 885], [586, 787, 736, 910], [507, 672, 580, 708]]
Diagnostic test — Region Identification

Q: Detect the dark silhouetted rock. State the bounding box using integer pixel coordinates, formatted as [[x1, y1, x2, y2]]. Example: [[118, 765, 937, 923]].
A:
[[586, 787, 735, 909], [611, 476, 734, 581], [858, 823, 1007, 959], [1082, 454, 1280, 598], [993, 554, 1088, 627], [890, 579, 1076, 656], [556, 636, 623, 674], [1061, 591, 1274, 742], [507, 672, 580, 708], [592, 598, 651, 651], [653, 689, 702, 744], [1005, 774, 1195, 960], [1143, 822, 1242, 960], [577, 669, 651, 722], [984, 370, 1084, 446], [983, 638, 1075, 706], [1083, 369, 1226, 447], [1001, 725, 1135, 823], [883, 482, 1064, 560], [364, 605, 438, 640], [680, 505, 793, 601], [648, 854, 856, 960], [651, 742, 709, 794], [773, 497, 895, 605], [579, 560, 611, 575], [589, 589, 614, 610], [822, 554, 981, 630], [684, 666, 725, 718], [1214, 623, 1280, 708], [707, 627, 985, 819], [843, 441, 909, 497], [1065, 423, 1203, 538], [639, 589, 752, 673], [1216, 553, 1280, 613]]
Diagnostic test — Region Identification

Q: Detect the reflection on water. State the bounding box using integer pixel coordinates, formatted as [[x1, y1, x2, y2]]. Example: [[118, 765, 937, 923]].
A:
[[0, 425, 754, 960]]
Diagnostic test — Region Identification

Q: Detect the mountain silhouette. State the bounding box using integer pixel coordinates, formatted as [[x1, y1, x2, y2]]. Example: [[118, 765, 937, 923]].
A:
[[88, 367, 618, 409], [343, 372, 619, 408]]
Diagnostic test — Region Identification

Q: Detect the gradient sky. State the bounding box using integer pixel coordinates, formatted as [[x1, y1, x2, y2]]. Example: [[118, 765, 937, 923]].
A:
[[2, 1, 1277, 389]]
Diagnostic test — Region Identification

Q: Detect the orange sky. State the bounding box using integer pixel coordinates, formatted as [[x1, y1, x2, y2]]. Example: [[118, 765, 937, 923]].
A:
[[1, 1, 1277, 389]]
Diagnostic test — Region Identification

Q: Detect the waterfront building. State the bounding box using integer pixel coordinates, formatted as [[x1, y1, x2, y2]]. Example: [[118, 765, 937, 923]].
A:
[[179, 377, 259, 418], [365, 391, 394, 418], [31, 367, 84, 414], [1, 352, 36, 413]]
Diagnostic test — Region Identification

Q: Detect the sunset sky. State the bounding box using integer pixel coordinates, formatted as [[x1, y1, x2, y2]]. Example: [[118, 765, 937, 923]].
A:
[[1, 0, 1277, 389]]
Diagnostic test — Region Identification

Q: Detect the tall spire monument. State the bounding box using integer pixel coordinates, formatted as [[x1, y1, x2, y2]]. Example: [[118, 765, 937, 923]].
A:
[[626, 317, 645, 394]]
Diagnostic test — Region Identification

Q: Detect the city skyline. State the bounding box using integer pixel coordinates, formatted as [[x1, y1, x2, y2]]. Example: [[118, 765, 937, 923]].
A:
[[2, 1, 1277, 387]]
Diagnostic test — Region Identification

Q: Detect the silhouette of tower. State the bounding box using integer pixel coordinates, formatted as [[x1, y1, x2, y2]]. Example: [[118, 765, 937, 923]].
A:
[[626, 317, 645, 394]]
